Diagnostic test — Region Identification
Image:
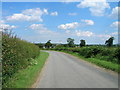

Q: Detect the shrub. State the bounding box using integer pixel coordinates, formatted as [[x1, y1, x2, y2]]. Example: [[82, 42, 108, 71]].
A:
[[49, 46, 119, 64], [2, 32, 40, 85]]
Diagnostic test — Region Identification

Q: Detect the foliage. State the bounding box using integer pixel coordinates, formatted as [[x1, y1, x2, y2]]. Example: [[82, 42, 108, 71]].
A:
[[45, 40, 52, 48], [35, 43, 44, 48], [49, 46, 119, 64], [3, 51, 49, 88], [105, 37, 114, 47], [67, 38, 75, 47], [80, 39, 86, 47], [2, 32, 40, 85]]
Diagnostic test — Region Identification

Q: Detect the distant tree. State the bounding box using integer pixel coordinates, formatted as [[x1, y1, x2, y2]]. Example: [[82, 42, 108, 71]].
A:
[[80, 39, 86, 47], [38, 43, 43, 48], [67, 38, 74, 47], [45, 40, 52, 48], [63, 44, 68, 47], [105, 37, 114, 47], [36, 43, 44, 48]]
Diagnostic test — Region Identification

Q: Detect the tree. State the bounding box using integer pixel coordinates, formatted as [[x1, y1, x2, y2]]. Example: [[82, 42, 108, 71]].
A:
[[80, 39, 86, 47], [35, 43, 44, 48], [67, 38, 74, 47], [105, 37, 114, 47], [45, 40, 52, 48], [38, 43, 44, 48]]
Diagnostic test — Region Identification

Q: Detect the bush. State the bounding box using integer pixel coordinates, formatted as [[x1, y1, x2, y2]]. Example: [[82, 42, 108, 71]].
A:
[[49, 46, 119, 64], [2, 32, 40, 85]]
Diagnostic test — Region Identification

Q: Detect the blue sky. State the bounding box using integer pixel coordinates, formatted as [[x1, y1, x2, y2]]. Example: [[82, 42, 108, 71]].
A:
[[1, 1, 119, 44]]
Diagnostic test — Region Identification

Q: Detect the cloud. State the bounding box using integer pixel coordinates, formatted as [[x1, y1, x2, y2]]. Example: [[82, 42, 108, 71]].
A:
[[43, 8, 49, 15], [58, 22, 79, 30], [29, 24, 58, 35], [58, 19, 94, 30], [50, 11, 58, 16], [6, 8, 48, 22], [0, 20, 16, 31], [75, 30, 94, 37], [77, 0, 110, 16], [81, 19, 94, 25], [0, 20, 5, 24], [109, 7, 120, 19], [111, 21, 120, 29], [68, 13, 77, 16], [28, 24, 69, 43], [29, 24, 50, 33]]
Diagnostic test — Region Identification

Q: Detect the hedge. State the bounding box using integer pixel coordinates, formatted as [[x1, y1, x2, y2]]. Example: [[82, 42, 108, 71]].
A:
[[2, 32, 40, 85], [50, 46, 119, 64]]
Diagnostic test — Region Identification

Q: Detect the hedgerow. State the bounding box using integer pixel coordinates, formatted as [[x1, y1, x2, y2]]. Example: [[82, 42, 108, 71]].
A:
[[50, 46, 119, 64], [2, 32, 40, 85]]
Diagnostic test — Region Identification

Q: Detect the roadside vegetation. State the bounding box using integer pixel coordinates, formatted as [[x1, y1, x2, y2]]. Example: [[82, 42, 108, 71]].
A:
[[2, 31, 49, 88], [3, 51, 49, 88], [37, 37, 119, 73], [1, 28, 119, 88]]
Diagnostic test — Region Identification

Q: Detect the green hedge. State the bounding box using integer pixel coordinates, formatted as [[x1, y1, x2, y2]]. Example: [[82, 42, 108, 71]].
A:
[[50, 46, 119, 64], [2, 33, 40, 84]]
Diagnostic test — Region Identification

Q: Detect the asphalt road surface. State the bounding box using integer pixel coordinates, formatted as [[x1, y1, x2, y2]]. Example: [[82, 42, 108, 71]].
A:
[[36, 51, 118, 88]]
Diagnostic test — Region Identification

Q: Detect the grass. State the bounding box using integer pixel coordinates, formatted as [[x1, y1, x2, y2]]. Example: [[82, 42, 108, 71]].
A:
[[60, 50, 119, 73], [3, 51, 49, 88]]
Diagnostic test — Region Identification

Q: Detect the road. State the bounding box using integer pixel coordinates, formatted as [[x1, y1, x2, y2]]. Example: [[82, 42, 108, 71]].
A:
[[36, 51, 118, 88]]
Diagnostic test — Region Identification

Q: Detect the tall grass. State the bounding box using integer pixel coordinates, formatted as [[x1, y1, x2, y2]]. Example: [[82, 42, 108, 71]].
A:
[[2, 32, 40, 85]]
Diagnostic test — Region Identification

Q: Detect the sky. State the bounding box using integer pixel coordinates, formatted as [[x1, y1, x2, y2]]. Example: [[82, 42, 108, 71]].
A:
[[0, 1, 119, 44]]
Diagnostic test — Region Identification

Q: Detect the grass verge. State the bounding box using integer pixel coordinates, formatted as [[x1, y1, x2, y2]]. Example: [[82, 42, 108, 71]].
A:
[[60, 50, 119, 73], [3, 51, 49, 88]]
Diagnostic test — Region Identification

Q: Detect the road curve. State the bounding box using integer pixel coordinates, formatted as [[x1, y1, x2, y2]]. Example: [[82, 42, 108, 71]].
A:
[[36, 51, 118, 88]]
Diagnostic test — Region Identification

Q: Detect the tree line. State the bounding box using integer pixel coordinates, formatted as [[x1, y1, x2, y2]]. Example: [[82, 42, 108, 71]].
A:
[[36, 36, 115, 48]]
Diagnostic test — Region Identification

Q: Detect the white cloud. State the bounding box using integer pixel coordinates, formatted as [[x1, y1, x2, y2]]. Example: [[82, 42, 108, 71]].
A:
[[43, 8, 49, 15], [29, 24, 57, 34], [0, 20, 5, 24], [77, 0, 110, 16], [111, 21, 120, 29], [58, 20, 94, 30], [6, 8, 48, 22], [50, 11, 58, 16], [30, 24, 48, 32], [109, 7, 120, 19], [68, 13, 77, 16], [0, 24, 16, 31], [0, 20, 16, 31], [58, 22, 79, 30], [81, 19, 94, 25], [75, 30, 94, 37]]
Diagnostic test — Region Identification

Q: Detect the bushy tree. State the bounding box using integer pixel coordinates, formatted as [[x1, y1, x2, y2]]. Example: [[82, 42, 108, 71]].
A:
[[67, 38, 74, 47], [45, 40, 52, 48], [35, 43, 44, 48], [80, 39, 86, 47], [105, 37, 114, 47]]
